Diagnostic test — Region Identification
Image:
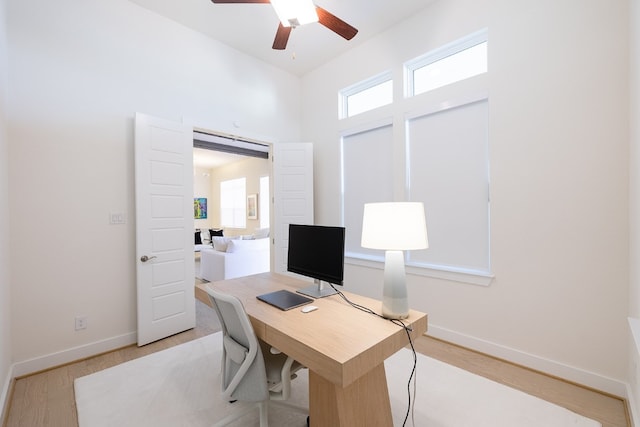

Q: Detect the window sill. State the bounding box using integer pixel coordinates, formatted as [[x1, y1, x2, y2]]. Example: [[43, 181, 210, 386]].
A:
[[345, 254, 494, 287]]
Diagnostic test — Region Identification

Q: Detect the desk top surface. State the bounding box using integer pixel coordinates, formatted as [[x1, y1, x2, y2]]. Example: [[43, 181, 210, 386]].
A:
[[200, 272, 427, 387]]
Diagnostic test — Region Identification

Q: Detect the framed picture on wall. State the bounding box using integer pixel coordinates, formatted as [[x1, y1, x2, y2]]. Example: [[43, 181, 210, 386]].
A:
[[247, 194, 258, 220], [194, 197, 207, 219]]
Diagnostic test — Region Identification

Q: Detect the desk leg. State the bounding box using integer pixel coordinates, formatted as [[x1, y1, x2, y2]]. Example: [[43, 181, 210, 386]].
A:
[[308, 364, 393, 426]]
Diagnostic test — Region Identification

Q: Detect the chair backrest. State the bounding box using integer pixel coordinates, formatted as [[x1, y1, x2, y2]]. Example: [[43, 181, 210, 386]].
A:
[[206, 287, 270, 402]]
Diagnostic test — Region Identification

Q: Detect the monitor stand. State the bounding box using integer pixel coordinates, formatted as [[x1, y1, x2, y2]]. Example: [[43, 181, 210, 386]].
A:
[[297, 279, 337, 298]]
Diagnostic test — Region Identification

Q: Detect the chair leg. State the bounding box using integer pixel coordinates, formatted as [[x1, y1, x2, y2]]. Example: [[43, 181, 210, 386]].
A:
[[259, 401, 268, 427]]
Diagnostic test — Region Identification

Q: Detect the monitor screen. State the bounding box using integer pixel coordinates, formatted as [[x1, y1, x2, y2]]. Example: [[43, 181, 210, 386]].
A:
[[287, 224, 345, 286]]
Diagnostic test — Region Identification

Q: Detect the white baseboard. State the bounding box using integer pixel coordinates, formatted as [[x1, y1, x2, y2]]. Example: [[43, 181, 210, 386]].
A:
[[1, 333, 137, 423], [1, 364, 14, 424], [12, 332, 137, 378], [427, 324, 627, 398]]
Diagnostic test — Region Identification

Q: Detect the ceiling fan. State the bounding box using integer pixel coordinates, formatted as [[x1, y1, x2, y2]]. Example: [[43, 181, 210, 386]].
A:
[[210, 0, 358, 50]]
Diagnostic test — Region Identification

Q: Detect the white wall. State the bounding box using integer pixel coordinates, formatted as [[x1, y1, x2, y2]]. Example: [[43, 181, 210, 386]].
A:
[[7, 0, 301, 369], [302, 0, 630, 394], [0, 0, 11, 417], [209, 157, 270, 236]]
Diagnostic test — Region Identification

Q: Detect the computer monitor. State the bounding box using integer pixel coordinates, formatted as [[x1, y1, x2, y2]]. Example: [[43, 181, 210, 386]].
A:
[[287, 223, 345, 298]]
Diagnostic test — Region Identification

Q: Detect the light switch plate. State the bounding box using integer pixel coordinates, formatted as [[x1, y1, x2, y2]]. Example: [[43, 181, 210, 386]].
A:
[[110, 212, 126, 225]]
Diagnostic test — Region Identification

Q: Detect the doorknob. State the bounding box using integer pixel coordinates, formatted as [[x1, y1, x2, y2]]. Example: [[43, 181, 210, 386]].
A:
[[140, 255, 157, 262]]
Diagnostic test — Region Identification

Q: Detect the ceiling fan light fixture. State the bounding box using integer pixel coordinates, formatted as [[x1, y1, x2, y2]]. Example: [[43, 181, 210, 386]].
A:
[[270, 0, 318, 27]]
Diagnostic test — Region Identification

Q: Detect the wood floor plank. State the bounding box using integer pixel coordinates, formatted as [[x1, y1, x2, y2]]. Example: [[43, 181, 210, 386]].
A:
[[415, 336, 629, 427]]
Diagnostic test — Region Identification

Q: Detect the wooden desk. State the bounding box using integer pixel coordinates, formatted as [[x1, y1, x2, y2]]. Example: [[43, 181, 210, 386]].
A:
[[197, 272, 427, 426]]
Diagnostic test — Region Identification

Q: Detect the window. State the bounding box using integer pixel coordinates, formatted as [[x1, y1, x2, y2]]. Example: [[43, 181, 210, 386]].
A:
[[220, 177, 246, 228], [259, 176, 270, 229], [340, 30, 491, 284], [407, 97, 490, 273], [339, 72, 392, 119], [406, 30, 487, 97], [341, 122, 394, 256]]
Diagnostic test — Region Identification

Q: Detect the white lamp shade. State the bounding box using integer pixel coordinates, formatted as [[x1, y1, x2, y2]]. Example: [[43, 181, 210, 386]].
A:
[[361, 202, 428, 251], [270, 0, 319, 27]]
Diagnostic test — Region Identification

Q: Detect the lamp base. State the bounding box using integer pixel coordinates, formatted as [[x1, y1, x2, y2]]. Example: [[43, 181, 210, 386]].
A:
[[381, 250, 409, 320], [382, 304, 409, 320]]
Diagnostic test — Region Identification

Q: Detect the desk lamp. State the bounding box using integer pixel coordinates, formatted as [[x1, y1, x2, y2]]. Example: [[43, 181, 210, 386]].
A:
[[361, 202, 428, 319]]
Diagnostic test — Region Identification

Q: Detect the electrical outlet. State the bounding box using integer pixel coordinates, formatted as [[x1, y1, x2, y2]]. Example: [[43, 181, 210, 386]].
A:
[[75, 316, 88, 331]]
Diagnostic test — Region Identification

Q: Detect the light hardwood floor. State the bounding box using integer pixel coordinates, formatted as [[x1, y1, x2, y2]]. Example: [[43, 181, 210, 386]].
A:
[[415, 338, 629, 427], [3, 283, 630, 427]]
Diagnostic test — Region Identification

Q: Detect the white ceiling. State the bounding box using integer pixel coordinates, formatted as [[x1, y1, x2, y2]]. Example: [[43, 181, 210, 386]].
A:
[[128, 0, 434, 76]]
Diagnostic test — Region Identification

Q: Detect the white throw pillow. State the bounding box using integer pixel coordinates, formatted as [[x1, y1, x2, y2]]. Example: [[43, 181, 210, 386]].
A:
[[225, 240, 237, 253], [254, 227, 270, 239], [212, 236, 230, 252], [212, 236, 241, 252]]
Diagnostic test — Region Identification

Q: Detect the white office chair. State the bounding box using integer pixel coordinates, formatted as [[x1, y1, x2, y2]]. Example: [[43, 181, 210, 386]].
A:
[[206, 286, 308, 427]]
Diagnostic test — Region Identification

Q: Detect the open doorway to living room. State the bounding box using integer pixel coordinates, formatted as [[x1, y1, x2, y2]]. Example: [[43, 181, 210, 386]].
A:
[[192, 131, 271, 286]]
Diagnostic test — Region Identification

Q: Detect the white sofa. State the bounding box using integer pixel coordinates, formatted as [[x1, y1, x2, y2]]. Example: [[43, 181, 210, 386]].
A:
[[199, 237, 270, 282], [195, 228, 224, 253]]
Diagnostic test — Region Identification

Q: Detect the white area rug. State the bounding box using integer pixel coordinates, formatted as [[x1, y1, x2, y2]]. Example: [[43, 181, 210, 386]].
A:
[[74, 333, 601, 427]]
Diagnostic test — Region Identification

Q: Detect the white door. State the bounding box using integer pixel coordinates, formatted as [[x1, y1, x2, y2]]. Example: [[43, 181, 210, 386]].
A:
[[272, 143, 314, 273], [135, 113, 195, 346]]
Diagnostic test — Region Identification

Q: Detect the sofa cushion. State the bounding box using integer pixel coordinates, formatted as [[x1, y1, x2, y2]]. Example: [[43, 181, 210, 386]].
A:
[[212, 237, 269, 253], [195, 231, 202, 245], [227, 238, 270, 253]]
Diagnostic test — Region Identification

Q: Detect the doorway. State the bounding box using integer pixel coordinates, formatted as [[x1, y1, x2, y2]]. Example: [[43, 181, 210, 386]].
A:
[[192, 130, 272, 283], [135, 114, 312, 345]]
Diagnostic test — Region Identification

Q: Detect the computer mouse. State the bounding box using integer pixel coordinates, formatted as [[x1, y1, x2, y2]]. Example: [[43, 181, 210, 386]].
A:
[[301, 305, 318, 313]]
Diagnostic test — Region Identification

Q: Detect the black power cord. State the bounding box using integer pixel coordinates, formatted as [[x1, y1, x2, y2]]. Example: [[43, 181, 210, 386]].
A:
[[329, 284, 418, 427]]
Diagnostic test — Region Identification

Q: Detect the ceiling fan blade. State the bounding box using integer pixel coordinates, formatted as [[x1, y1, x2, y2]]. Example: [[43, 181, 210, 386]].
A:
[[316, 6, 358, 41], [210, 0, 269, 3], [272, 23, 292, 50]]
